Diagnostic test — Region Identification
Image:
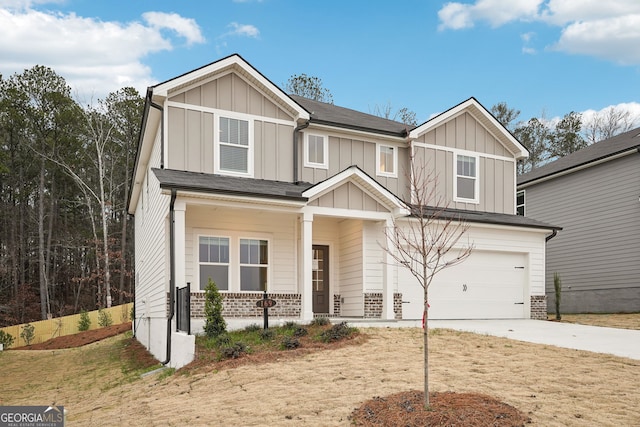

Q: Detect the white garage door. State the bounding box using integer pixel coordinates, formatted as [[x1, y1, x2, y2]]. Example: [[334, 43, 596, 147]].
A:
[[398, 251, 527, 320]]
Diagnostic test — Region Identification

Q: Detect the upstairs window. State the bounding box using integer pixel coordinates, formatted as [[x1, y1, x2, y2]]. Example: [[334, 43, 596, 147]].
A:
[[516, 190, 525, 216], [240, 238, 268, 291], [217, 116, 252, 176], [455, 154, 478, 202], [377, 145, 397, 177], [199, 236, 229, 290], [304, 134, 328, 168]]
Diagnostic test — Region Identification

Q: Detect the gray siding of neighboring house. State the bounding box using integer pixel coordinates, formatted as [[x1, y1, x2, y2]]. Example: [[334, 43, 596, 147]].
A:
[[523, 152, 640, 313]]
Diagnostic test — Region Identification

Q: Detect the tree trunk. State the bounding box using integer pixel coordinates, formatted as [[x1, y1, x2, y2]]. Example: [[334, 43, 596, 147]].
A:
[[424, 287, 430, 408], [37, 159, 51, 319]]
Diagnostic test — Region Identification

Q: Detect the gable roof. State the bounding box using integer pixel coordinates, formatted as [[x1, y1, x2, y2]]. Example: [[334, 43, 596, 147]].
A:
[[518, 127, 640, 187], [290, 95, 410, 137], [409, 97, 529, 159]]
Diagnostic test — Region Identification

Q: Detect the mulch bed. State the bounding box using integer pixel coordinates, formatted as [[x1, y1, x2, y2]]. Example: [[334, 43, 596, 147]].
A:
[[11, 322, 132, 350], [350, 390, 531, 426]]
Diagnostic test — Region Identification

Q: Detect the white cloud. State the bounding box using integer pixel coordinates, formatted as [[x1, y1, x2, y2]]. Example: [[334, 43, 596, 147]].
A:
[[225, 22, 260, 38], [142, 12, 204, 45], [438, 0, 542, 30], [579, 102, 640, 128], [438, 0, 640, 65], [0, 5, 205, 98]]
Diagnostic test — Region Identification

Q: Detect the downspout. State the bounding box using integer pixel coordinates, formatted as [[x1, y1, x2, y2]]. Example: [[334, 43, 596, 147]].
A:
[[162, 189, 177, 365], [147, 90, 165, 169], [545, 230, 558, 242], [293, 121, 310, 183]]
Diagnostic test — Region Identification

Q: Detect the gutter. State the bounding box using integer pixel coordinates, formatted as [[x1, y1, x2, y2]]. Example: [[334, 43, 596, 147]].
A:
[[162, 189, 178, 365], [545, 229, 558, 242], [148, 91, 165, 169], [293, 121, 309, 183]]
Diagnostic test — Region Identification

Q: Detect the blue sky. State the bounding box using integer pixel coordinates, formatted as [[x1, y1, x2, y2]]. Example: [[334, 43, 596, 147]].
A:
[[1, 0, 639, 127]]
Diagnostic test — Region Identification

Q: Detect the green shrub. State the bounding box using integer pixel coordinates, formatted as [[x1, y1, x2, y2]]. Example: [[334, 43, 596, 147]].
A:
[[0, 330, 15, 349], [319, 322, 355, 343], [282, 321, 298, 330], [259, 328, 275, 341], [293, 327, 308, 338], [243, 323, 261, 332], [220, 342, 248, 359], [310, 316, 330, 326], [554, 272, 562, 321], [203, 279, 227, 338], [281, 336, 300, 350], [78, 310, 91, 331], [214, 333, 232, 347], [20, 323, 35, 346], [98, 309, 113, 327]]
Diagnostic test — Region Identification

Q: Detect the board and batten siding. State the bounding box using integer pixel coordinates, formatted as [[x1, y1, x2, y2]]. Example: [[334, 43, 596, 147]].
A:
[[413, 143, 516, 214], [523, 153, 640, 312], [339, 219, 364, 316], [308, 182, 388, 211], [299, 133, 410, 201], [184, 205, 299, 294]]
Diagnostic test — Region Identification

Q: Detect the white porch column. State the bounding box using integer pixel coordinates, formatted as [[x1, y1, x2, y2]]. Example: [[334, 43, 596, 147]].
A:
[[174, 200, 187, 289], [382, 218, 395, 320], [301, 211, 314, 321]]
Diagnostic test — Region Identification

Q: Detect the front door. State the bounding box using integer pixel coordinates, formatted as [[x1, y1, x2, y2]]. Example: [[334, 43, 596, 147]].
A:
[[312, 245, 330, 313]]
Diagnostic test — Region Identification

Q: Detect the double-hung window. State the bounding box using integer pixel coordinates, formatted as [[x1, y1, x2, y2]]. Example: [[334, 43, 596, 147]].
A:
[[199, 236, 229, 290], [218, 116, 251, 175], [455, 154, 478, 202], [377, 145, 397, 177], [305, 134, 328, 168], [240, 239, 268, 291]]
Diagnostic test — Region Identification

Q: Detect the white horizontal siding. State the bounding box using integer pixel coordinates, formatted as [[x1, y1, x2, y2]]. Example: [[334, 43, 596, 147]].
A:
[[363, 221, 384, 292], [339, 219, 364, 316]]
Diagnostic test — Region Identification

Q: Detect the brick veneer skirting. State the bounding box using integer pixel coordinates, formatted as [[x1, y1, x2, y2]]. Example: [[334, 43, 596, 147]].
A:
[[530, 295, 547, 320], [363, 292, 402, 319], [333, 294, 341, 317], [190, 292, 301, 318]]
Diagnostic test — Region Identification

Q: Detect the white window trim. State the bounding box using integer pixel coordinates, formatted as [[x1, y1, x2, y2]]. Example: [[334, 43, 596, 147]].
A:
[[195, 230, 271, 293], [516, 190, 525, 216], [376, 144, 398, 178], [303, 132, 329, 169], [214, 113, 254, 177], [239, 237, 270, 292], [197, 234, 231, 291], [453, 152, 480, 204]]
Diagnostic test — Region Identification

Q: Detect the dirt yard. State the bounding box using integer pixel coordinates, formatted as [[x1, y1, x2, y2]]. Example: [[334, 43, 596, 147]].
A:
[[2, 316, 639, 426]]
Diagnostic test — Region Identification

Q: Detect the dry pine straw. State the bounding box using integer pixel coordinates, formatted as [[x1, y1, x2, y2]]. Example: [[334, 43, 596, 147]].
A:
[[2, 327, 639, 426]]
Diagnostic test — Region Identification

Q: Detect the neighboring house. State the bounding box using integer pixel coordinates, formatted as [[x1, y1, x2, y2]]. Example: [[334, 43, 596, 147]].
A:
[[128, 54, 559, 368], [518, 128, 640, 314]]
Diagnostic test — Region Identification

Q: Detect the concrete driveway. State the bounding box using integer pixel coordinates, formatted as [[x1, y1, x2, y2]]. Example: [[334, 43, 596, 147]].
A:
[[427, 319, 640, 360]]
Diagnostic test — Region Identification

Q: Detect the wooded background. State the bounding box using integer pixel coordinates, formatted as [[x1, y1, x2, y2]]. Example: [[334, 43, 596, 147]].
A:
[[0, 66, 142, 326]]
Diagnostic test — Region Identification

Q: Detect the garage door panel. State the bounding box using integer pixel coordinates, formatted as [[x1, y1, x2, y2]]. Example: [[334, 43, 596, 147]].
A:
[[399, 250, 527, 320]]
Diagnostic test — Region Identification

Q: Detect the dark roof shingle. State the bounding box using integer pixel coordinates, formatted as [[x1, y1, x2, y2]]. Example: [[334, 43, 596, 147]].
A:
[[518, 127, 640, 185]]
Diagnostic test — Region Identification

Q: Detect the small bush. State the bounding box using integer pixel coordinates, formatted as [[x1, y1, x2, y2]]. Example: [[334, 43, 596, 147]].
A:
[[282, 321, 298, 330], [203, 280, 227, 338], [281, 336, 300, 350], [319, 321, 355, 343], [0, 330, 15, 349], [20, 323, 35, 346], [215, 333, 232, 347], [78, 310, 91, 331], [310, 316, 330, 326], [98, 309, 113, 327], [220, 342, 248, 359], [243, 323, 261, 332], [293, 327, 308, 338], [260, 329, 275, 341]]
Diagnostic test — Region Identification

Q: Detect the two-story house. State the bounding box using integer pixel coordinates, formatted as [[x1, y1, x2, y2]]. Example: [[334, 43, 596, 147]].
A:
[[128, 54, 559, 368]]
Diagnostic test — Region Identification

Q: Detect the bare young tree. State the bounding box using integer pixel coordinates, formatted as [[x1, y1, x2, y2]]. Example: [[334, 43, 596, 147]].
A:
[[381, 150, 473, 408], [582, 106, 637, 144]]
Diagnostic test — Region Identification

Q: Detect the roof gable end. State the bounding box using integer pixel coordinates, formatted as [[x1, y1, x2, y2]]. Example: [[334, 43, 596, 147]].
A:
[[409, 97, 528, 159]]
